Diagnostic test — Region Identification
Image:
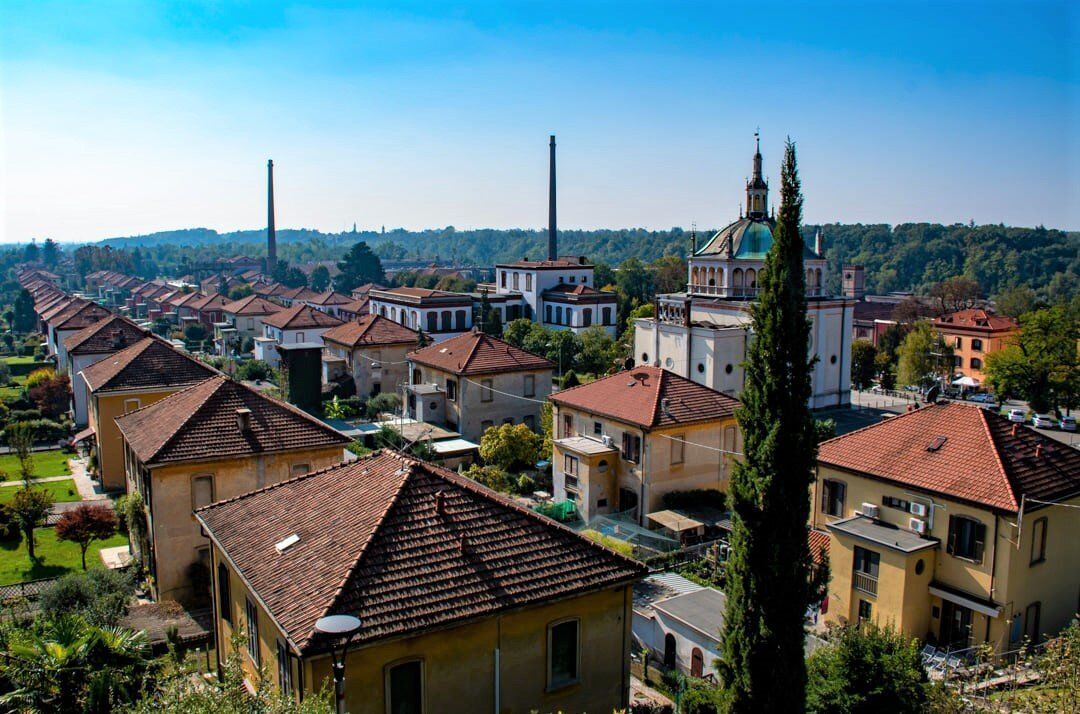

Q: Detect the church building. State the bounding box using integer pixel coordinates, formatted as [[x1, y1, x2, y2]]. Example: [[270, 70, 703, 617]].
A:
[[633, 138, 853, 409]]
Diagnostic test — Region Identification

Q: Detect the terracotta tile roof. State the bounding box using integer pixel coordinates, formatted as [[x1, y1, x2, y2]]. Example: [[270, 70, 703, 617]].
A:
[[222, 294, 282, 316], [350, 283, 385, 298], [41, 296, 84, 323], [197, 450, 645, 653], [278, 287, 321, 302], [551, 366, 740, 430], [116, 375, 350, 465], [543, 283, 610, 296], [64, 315, 149, 355], [187, 293, 230, 312], [261, 304, 344, 330], [306, 291, 353, 306], [496, 257, 592, 269], [322, 314, 418, 348], [408, 331, 554, 376], [337, 297, 369, 315], [817, 402, 1080, 513], [168, 291, 204, 308], [378, 287, 462, 299], [54, 302, 112, 331], [933, 309, 1017, 333], [82, 337, 219, 394]]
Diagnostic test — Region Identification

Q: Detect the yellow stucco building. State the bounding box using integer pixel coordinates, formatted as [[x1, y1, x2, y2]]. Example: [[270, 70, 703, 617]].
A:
[[548, 365, 741, 525], [197, 450, 646, 714], [931, 309, 1019, 383], [81, 337, 220, 491], [115, 375, 351, 603], [813, 402, 1080, 654]]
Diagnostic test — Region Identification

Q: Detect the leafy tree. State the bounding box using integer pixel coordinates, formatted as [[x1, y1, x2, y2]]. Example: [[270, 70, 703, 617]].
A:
[[928, 275, 981, 314], [461, 464, 515, 493], [13, 288, 36, 333], [227, 284, 253, 300], [8, 422, 36, 481], [479, 423, 543, 471], [876, 322, 909, 364], [896, 322, 953, 389], [182, 322, 207, 342], [55, 504, 119, 571], [373, 425, 435, 461], [10, 487, 54, 561], [41, 238, 60, 266], [592, 262, 617, 290], [994, 285, 1039, 318], [577, 326, 619, 376], [234, 359, 273, 382], [540, 401, 554, 459], [308, 264, 331, 292], [561, 369, 580, 388], [0, 361, 12, 386], [850, 340, 877, 390], [806, 624, 929, 714], [813, 419, 837, 444], [720, 139, 820, 712], [38, 568, 135, 627], [476, 291, 503, 337], [615, 256, 654, 324], [272, 261, 308, 288], [365, 392, 401, 419], [502, 318, 534, 348], [27, 371, 71, 419], [22, 239, 39, 263], [334, 241, 386, 293], [651, 254, 687, 294], [3, 308, 15, 332], [984, 305, 1079, 413]]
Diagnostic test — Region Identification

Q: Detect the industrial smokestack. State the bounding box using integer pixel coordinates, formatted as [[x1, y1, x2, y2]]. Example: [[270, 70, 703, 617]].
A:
[[266, 159, 277, 274], [548, 135, 557, 261]]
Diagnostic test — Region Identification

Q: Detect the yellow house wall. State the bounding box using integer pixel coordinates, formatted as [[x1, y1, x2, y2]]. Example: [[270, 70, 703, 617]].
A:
[[142, 445, 345, 603], [213, 545, 633, 714], [90, 388, 182, 491], [937, 328, 1017, 381]]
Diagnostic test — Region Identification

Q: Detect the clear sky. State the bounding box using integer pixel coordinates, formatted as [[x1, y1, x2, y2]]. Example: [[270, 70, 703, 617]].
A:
[[1, 1, 1076, 243]]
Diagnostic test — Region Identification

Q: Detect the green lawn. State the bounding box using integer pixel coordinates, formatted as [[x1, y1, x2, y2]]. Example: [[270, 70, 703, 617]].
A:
[[2, 356, 40, 366], [0, 450, 72, 481], [0, 479, 81, 505], [0, 528, 127, 585], [0, 384, 22, 400]]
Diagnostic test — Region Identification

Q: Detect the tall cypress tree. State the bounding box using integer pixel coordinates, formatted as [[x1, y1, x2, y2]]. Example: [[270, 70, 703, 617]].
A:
[[720, 139, 821, 712]]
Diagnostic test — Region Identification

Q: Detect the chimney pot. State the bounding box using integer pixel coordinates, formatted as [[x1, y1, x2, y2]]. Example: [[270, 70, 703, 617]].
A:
[[236, 407, 253, 432], [435, 490, 446, 515], [1035, 443, 1043, 459], [1011, 423, 1019, 437]]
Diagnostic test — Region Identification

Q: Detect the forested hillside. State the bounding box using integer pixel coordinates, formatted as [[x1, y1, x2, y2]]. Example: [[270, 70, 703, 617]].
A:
[[100, 222, 1078, 300]]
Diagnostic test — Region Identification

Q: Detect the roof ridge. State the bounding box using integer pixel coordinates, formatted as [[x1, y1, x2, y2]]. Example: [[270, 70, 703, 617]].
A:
[[817, 400, 939, 449], [230, 377, 353, 444], [648, 369, 668, 428], [460, 331, 486, 371], [144, 376, 228, 462], [979, 409, 1026, 511]]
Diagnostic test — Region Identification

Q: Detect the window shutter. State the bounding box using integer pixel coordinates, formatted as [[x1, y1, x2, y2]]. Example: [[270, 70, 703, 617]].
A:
[[947, 516, 957, 555], [974, 522, 986, 563]]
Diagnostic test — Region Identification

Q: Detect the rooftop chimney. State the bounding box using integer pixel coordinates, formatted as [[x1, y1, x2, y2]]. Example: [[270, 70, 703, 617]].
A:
[[1035, 443, 1043, 459], [548, 135, 557, 261], [266, 159, 277, 274], [236, 407, 253, 432], [435, 490, 446, 515]]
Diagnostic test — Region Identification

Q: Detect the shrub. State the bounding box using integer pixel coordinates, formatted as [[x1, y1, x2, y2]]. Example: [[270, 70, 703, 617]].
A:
[[581, 529, 635, 558], [4, 418, 67, 443], [0, 503, 22, 542], [461, 464, 514, 493], [8, 409, 42, 422], [561, 369, 581, 388], [114, 495, 130, 535], [234, 359, 272, 382], [681, 683, 723, 714], [365, 392, 401, 419], [514, 473, 537, 495], [182, 323, 207, 342], [38, 568, 136, 628], [24, 367, 56, 389], [0, 361, 11, 386], [478, 423, 543, 471]]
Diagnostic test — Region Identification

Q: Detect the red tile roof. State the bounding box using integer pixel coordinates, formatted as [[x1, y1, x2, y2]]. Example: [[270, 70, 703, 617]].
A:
[[933, 309, 1017, 333], [278, 287, 321, 302], [321, 314, 418, 349], [496, 257, 592, 269], [817, 402, 1080, 513], [64, 315, 149, 355], [377, 286, 465, 299], [116, 375, 350, 465], [82, 337, 220, 394], [187, 293, 230, 312], [222, 294, 282, 316], [261, 304, 344, 330], [550, 366, 740, 430], [197, 450, 645, 653], [543, 283, 610, 296], [306, 291, 353, 306], [53, 301, 112, 331], [408, 331, 554, 376]]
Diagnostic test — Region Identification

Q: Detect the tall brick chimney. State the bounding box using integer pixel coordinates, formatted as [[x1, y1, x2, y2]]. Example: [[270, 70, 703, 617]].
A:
[[266, 159, 277, 274], [548, 135, 557, 261]]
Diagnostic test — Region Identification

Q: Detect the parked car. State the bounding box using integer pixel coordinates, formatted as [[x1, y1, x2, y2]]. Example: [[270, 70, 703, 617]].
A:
[[1032, 414, 1056, 429], [1007, 409, 1027, 423], [968, 393, 993, 403], [1060, 415, 1077, 432]]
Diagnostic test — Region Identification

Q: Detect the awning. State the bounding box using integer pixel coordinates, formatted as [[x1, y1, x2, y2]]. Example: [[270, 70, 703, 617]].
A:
[[929, 582, 1002, 618], [647, 510, 705, 533], [952, 376, 980, 387], [72, 427, 96, 444]]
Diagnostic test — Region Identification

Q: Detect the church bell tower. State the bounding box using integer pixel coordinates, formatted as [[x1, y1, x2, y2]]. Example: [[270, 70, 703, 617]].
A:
[[745, 132, 768, 220]]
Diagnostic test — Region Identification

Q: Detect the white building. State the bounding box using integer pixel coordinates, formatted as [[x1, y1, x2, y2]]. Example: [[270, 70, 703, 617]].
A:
[[367, 287, 474, 343], [633, 139, 853, 409], [491, 257, 618, 336], [633, 573, 724, 680], [254, 304, 343, 367]]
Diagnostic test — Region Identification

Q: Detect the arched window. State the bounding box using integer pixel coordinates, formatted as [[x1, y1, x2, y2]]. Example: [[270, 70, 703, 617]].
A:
[[746, 268, 757, 290], [555, 306, 563, 324], [733, 268, 744, 293], [691, 648, 704, 678], [602, 307, 612, 325], [582, 308, 592, 327], [565, 308, 573, 326], [815, 268, 822, 287], [440, 310, 452, 331], [545, 305, 552, 323], [664, 633, 677, 670], [426, 312, 437, 333]]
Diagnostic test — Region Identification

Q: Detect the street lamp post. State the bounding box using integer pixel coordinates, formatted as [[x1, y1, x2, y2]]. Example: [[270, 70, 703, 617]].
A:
[[314, 614, 362, 714]]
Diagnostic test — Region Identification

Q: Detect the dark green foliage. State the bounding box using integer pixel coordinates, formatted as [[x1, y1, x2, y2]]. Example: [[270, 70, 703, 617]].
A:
[[182, 322, 207, 342], [476, 291, 503, 337], [373, 425, 435, 461], [850, 340, 877, 389], [308, 264, 331, 291], [681, 682, 723, 714], [365, 392, 401, 419], [38, 568, 136, 627], [0, 504, 22, 542], [13, 289, 36, 333], [813, 419, 837, 444], [227, 283, 253, 300], [334, 241, 386, 293], [41, 238, 59, 266], [272, 261, 308, 288], [805, 624, 929, 714], [234, 359, 272, 382], [720, 140, 818, 712], [561, 369, 580, 388], [661, 489, 726, 512]]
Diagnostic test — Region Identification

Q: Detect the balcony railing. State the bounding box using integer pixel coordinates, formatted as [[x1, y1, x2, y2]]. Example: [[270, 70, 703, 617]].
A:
[[853, 571, 878, 596], [564, 475, 579, 490], [687, 284, 826, 299]]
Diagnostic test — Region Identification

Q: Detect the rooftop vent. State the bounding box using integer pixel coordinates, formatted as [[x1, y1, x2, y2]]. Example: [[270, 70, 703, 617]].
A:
[[236, 407, 253, 432], [275, 533, 300, 553], [926, 435, 948, 452]]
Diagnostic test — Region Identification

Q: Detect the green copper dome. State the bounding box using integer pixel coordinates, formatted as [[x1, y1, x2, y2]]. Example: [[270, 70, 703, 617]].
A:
[[734, 221, 773, 259]]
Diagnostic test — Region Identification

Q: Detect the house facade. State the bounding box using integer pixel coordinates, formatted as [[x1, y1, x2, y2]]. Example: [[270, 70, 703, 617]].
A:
[[254, 304, 343, 368], [320, 314, 417, 399], [932, 309, 1019, 383], [813, 403, 1080, 653], [64, 315, 149, 427], [492, 257, 619, 336], [368, 287, 475, 343], [196, 450, 646, 714], [549, 366, 741, 524], [406, 331, 554, 442], [115, 376, 350, 603]]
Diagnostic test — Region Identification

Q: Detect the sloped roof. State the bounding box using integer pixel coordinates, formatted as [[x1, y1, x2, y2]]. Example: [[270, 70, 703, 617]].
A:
[[81, 337, 219, 394], [41, 296, 84, 323], [695, 217, 821, 261], [278, 287, 321, 302], [544, 283, 609, 296], [306, 291, 353, 306], [321, 314, 418, 349], [408, 330, 554, 376], [261, 304, 344, 330], [933, 309, 1017, 333], [54, 302, 112, 331], [337, 297, 369, 315], [187, 293, 230, 311], [550, 365, 740, 430], [817, 402, 1080, 513], [222, 294, 282, 316], [197, 450, 645, 654], [115, 375, 350, 465], [64, 315, 148, 355]]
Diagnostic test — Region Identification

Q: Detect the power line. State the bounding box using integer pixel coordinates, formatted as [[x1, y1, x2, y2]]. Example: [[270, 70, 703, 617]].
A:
[[654, 431, 744, 457], [461, 377, 548, 404]]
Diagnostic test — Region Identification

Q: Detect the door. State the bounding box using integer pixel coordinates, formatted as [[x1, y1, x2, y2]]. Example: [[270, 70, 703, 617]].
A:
[[940, 601, 973, 651], [663, 633, 677, 670], [1024, 602, 1042, 645], [690, 648, 704, 678]]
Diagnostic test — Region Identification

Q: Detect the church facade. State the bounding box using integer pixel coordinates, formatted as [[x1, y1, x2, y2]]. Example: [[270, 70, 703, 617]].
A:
[[633, 140, 854, 409]]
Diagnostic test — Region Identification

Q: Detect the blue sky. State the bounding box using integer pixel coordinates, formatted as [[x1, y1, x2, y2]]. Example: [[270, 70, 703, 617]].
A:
[[1, 1, 1076, 242]]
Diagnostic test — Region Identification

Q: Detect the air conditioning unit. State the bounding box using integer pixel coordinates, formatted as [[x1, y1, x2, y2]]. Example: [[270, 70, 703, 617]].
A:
[[601, 435, 613, 447], [909, 518, 927, 534], [860, 503, 880, 519], [909, 502, 928, 517]]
